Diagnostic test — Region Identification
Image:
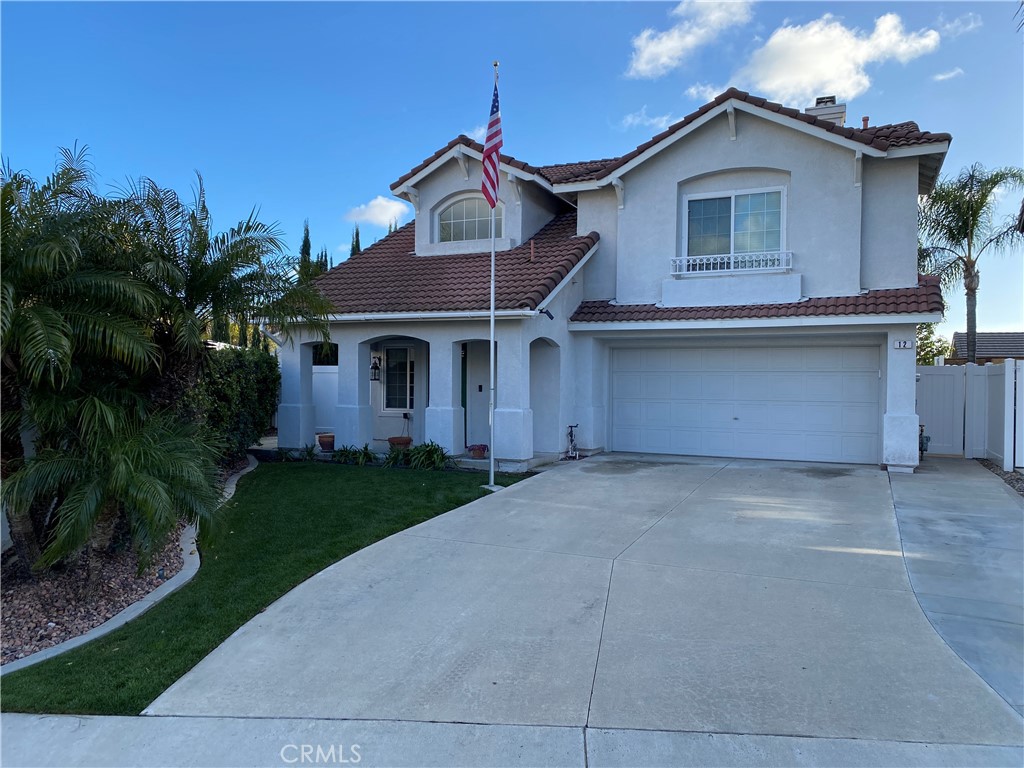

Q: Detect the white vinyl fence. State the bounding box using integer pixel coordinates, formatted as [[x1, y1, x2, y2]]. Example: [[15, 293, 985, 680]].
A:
[[916, 359, 1023, 471], [312, 366, 339, 433]]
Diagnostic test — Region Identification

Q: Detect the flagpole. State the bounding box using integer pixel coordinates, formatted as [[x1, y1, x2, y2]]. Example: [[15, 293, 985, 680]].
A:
[[488, 61, 498, 489]]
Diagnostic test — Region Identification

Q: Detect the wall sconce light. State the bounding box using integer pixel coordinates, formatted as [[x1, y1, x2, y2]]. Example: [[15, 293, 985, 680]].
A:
[[370, 356, 381, 381]]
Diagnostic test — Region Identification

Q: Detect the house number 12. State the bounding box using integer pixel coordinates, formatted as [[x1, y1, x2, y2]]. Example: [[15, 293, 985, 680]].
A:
[[893, 339, 913, 349]]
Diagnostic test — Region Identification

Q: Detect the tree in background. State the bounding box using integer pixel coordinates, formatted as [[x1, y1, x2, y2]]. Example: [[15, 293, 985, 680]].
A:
[[916, 324, 953, 366], [126, 174, 330, 412], [316, 246, 329, 273], [919, 163, 1024, 364], [350, 224, 361, 256]]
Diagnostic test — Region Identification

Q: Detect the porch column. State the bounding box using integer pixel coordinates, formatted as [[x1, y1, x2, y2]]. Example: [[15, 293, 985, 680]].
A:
[[278, 340, 314, 449], [334, 336, 373, 447], [571, 335, 608, 453], [883, 326, 919, 472], [425, 341, 463, 454], [494, 329, 532, 461]]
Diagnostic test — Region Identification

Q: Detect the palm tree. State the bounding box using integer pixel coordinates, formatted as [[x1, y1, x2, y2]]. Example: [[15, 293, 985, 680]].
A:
[[919, 164, 1024, 364], [123, 175, 330, 413], [2, 408, 223, 583], [1, 148, 159, 568]]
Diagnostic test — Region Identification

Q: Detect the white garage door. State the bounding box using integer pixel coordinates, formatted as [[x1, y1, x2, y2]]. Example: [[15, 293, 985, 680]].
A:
[[611, 345, 880, 464]]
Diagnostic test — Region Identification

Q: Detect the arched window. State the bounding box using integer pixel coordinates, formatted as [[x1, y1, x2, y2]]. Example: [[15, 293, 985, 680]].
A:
[[438, 197, 502, 242]]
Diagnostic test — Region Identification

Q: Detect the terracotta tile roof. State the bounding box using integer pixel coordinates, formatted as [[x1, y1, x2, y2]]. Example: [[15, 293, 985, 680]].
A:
[[570, 275, 943, 323], [315, 213, 599, 314], [390, 89, 950, 193], [952, 332, 1024, 359], [536, 159, 621, 184]]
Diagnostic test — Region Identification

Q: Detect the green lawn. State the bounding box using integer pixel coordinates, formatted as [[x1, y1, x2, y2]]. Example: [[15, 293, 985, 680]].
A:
[[0, 462, 523, 715]]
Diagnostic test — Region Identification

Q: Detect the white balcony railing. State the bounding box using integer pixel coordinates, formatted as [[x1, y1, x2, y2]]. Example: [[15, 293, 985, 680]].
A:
[[671, 250, 793, 276]]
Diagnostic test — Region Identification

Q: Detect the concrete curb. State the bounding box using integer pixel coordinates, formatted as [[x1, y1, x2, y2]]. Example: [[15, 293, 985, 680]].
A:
[[0, 454, 260, 676]]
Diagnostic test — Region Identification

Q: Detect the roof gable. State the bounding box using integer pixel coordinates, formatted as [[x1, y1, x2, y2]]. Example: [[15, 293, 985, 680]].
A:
[[389, 88, 951, 195]]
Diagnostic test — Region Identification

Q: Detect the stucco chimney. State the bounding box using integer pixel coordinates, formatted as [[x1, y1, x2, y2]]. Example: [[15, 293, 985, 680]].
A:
[[804, 95, 846, 126]]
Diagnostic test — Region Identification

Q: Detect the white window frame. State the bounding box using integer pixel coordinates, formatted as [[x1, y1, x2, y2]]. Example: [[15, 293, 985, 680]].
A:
[[382, 346, 415, 412], [435, 194, 504, 244], [677, 186, 789, 276]]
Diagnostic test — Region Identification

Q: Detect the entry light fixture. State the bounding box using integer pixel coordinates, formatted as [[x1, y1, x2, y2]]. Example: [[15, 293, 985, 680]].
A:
[[370, 356, 382, 381]]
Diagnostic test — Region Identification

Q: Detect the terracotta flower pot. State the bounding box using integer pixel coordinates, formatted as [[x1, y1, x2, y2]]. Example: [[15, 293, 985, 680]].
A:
[[467, 444, 488, 460], [317, 433, 334, 452], [387, 436, 413, 450]]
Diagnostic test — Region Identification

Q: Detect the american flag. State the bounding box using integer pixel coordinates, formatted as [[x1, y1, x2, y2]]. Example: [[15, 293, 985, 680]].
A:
[[481, 83, 502, 209]]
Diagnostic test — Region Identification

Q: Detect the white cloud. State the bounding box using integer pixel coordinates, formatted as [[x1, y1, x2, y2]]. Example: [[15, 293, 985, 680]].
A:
[[620, 105, 677, 132], [466, 125, 486, 143], [939, 12, 982, 39], [627, 0, 753, 79], [736, 13, 940, 106], [685, 82, 723, 102], [933, 67, 964, 82], [344, 196, 411, 228]]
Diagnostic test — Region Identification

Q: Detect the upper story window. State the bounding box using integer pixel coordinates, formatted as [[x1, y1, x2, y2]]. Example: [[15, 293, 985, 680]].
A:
[[676, 188, 790, 275], [439, 197, 502, 242]]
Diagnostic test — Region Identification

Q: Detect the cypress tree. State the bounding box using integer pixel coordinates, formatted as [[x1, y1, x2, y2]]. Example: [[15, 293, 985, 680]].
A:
[[298, 219, 313, 283], [351, 225, 362, 256]]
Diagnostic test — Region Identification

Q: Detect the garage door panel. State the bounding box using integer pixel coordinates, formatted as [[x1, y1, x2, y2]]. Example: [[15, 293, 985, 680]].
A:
[[613, 399, 642, 426], [844, 347, 879, 370], [701, 402, 736, 428], [804, 374, 846, 402], [804, 347, 845, 369], [611, 344, 880, 464], [642, 373, 672, 399], [614, 349, 643, 370], [644, 349, 674, 371], [643, 400, 672, 426], [843, 374, 878, 402], [613, 372, 643, 398], [702, 348, 736, 370], [770, 348, 804, 369], [702, 374, 735, 399], [670, 373, 702, 399], [843, 405, 878, 431]]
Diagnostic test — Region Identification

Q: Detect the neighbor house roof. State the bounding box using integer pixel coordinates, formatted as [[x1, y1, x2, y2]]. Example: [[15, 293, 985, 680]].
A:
[[314, 213, 598, 314], [951, 332, 1024, 359], [391, 88, 951, 191], [570, 275, 943, 323]]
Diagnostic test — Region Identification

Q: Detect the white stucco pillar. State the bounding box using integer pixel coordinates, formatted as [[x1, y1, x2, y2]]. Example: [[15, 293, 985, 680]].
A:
[[494, 329, 533, 461], [571, 336, 608, 453], [334, 337, 373, 448], [882, 326, 919, 472], [425, 341, 463, 453], [278, 340, 314, 449]]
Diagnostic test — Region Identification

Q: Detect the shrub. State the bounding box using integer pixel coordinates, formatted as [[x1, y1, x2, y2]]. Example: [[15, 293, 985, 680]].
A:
[[333, 444, 376, 466], [195, 348, 281, 460], [407, 441, 453, 471]]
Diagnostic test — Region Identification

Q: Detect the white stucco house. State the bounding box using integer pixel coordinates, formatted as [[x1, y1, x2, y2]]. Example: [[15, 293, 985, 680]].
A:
[[277, 88, 949, 472]]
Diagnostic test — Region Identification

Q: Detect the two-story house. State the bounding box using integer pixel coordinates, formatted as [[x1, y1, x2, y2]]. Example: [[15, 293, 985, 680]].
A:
[[277, 88, 948, 472]]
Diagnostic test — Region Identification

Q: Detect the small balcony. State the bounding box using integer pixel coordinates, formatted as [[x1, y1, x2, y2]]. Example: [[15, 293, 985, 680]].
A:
[[671, 250, 793, 277]]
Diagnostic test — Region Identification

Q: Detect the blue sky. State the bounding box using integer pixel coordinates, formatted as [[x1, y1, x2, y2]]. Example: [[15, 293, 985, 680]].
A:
[[3, 1, 1021, 339]]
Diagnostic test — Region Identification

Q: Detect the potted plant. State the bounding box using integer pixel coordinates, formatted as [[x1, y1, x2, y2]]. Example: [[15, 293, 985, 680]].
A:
[[467, 443, 488, 460], [387, 435, 413, 450], [317, 433, 334, 452]]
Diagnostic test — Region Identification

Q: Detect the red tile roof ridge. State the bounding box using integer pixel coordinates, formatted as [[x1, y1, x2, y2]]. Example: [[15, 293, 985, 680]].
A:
[[388, 89, 950, 191]]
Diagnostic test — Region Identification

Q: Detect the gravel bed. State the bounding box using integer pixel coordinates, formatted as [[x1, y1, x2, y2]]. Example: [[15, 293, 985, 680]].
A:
[[1, 524, 186, 666], [978, 459, 1024, 497]]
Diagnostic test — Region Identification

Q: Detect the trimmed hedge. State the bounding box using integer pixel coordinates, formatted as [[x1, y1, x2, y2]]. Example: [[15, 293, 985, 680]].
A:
[[196, 348, 281, 459]]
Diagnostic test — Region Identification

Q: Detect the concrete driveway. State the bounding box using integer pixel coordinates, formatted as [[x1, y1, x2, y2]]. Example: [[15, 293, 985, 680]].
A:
[[130, 455, 1023, 760]]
